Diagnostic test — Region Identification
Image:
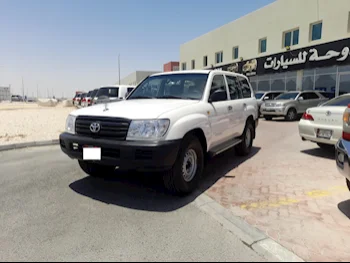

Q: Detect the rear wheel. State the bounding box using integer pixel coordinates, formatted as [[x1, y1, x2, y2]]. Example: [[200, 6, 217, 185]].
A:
[[285, 108, 297, 121], [235, 121, 254, 156], [163, 135, 204, 195], [264, 116, 273, 121], [78, 160, 116, 178]]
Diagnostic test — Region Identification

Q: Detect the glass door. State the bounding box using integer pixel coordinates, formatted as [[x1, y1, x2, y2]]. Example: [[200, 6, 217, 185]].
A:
[[337, 72, 350, 96]]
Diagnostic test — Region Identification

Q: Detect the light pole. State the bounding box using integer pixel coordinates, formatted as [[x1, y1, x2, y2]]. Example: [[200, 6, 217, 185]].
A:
[[118, 54, 121, 85]]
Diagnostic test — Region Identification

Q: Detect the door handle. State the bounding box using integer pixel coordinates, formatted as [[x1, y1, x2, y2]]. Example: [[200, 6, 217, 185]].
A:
[[228, 106, 233, 111]]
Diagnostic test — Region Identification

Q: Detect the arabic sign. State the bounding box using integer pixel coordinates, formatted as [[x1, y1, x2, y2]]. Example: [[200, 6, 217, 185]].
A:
[[264, 47, 350, 71], [217, 37, 350, 76]]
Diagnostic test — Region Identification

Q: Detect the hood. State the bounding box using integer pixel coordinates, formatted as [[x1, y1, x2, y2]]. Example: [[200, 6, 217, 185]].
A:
[[70, 99, 199, 119]]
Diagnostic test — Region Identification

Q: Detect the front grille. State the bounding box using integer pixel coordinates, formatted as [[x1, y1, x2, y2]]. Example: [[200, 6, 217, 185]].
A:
[[75, 116, 131, 140], [265, 102, 276, 107]]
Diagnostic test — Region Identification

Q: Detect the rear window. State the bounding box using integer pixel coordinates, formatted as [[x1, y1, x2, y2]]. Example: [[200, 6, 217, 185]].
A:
[[322, 95, 350, 107], [86, 91, 92, 97], [97, 87, 119, 98]]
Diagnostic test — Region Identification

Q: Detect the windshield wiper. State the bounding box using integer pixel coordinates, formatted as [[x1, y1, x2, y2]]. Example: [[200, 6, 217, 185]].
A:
[[159, 96, 183, 99]]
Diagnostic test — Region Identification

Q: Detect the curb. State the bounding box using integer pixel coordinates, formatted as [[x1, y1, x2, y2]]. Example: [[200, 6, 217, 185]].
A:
[[0, 140, 59, 152], [193, 192, 304, 262]]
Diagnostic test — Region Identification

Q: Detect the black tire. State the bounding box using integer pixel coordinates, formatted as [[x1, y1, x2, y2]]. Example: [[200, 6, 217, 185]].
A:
[[264, 116, 273, 121], [285, 108, 297, 121], [163, 135, 204, 195], [317, 143, 335, 151], [78, 160, 115, 178], [346, 179, 350, 192], [235, 121, 254, 156]]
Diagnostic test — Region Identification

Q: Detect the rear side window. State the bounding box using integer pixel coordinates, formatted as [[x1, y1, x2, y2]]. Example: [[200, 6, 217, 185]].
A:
[[226, 75, 242, 100], [238, 76, 252, 98], [97, 88, 119, 97]]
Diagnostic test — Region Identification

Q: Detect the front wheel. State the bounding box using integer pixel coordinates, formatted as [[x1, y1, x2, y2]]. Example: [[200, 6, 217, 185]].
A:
[[163, 135, 204, 195], [235, 121, 254, 156], [285, 108, 297, 121], [78, 160, 116, 178]]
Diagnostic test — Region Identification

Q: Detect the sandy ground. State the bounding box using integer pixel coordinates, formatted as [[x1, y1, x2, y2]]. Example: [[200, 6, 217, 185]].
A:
[[0, 102, 75, 145]]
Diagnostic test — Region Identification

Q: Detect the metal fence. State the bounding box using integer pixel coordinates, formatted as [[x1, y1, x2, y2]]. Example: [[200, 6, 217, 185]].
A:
[[0, 86, 11, 101]]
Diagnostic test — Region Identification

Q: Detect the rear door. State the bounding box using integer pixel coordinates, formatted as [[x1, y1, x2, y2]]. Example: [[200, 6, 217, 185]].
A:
[[208, 74, 232, 147]]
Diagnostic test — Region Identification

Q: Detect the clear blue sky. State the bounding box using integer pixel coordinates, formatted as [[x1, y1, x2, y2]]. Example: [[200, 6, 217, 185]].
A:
[[0, 0, 274, 97]]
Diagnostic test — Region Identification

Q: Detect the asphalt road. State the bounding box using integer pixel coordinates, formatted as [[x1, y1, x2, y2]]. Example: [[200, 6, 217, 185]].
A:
[[0, 146, 265, 262]]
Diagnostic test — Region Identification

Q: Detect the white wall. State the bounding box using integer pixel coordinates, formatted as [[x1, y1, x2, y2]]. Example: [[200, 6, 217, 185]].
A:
[[120, 71, 161, 85], [180, 0, 350, 69]]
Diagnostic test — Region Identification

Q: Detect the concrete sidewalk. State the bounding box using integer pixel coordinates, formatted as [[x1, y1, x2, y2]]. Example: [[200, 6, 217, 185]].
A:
[[203, 119, 350, 261]]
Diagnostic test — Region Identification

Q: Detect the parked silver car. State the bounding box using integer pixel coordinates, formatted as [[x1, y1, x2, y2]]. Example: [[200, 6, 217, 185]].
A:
[[255, 91, 285, 115], [260, 91, 328, 121]]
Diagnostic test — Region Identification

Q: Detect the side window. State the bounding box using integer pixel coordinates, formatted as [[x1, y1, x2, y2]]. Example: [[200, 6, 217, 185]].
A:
[[303, 92, 319, 100], [271, 92, 281, 99], [210, 75, 228, 102], [226, 75, 242, 100], [238, 76, 252, 98]]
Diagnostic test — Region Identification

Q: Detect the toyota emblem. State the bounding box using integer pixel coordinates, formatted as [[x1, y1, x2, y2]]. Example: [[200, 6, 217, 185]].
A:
[[90, 122, 101, 133], [326, 111, 331, 116]]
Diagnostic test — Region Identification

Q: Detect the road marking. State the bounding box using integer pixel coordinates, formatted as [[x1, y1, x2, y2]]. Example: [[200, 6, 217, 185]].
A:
[[240, 186, 348, 210]]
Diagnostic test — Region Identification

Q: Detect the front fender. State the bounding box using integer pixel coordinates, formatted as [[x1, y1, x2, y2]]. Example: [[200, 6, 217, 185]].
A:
[[165, 114, 212, 151]]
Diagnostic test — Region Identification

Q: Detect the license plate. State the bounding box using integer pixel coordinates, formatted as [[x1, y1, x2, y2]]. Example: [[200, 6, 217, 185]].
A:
[[317, 129, 333, 139], [83, 147, 101, 160]]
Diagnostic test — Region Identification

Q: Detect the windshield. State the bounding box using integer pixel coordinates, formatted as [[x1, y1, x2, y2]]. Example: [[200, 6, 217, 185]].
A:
[[127, 73, 209, 100], [321, 95, 350, 106], [255, 93, 264, 100], [275, 92, 299, 100], [90, 89, 99, 98], [96, 87, 119, 98]]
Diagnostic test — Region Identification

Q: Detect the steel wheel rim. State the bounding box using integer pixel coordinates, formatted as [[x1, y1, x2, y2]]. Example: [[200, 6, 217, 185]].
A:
[[182, 149, 198, 182]]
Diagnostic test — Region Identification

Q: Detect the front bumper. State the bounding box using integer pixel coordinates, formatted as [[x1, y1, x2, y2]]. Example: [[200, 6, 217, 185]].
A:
[[260, 106, 287, 116], [336, 139, 350, 181], [59, 132, 181, 172]]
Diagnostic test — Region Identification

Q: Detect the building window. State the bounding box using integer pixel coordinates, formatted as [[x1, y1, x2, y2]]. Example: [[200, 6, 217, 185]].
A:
[[203, 56, 208, 67], [283, 29, 299, 47], [232, 46, 239, 60], [215, 51, 223, 64], [310, 21, 323, 41], [259, 38, 267, 53], [348, 12, 350, 32], [191, 60, 195, 69], [182, 63, 187, 71]]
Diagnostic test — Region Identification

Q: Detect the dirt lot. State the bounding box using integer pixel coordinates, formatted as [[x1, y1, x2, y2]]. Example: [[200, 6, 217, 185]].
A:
[[203, 119, 350, 261], [0, 103, 74, 145]]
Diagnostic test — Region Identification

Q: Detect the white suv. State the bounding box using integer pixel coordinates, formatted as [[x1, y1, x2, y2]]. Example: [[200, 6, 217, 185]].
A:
[[60, 70, 259, 194]]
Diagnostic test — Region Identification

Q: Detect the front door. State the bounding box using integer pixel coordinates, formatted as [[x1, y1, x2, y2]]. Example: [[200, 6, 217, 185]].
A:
[[208, 74, 232, 147]]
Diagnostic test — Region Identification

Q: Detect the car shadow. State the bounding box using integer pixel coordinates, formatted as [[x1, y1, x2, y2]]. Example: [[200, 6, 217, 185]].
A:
[[301, 147, 335, 160], [338, 200, 350, 219], [69, 147, 261, 212]]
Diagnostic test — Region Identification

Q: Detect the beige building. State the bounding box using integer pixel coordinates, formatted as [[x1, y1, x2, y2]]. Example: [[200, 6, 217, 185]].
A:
[[180, 0, 350, 96], [119, 71, 161, 86]]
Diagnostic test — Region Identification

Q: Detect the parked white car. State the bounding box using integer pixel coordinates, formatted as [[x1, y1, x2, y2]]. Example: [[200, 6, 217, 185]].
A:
[[60, 70, 259, 194], [92, 85, 136, 105], [299, 94, 350, 149]]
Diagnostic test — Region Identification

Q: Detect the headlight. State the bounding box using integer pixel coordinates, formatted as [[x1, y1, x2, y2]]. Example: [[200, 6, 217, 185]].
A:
[[65, 115, 76, 134], [127, 119, 170, 140]]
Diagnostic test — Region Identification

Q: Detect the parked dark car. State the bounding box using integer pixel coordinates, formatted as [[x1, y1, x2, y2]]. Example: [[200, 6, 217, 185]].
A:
[[11, 95, 23, 102]]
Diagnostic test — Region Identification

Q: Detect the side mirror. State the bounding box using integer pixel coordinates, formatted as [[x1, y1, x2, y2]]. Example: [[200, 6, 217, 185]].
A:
[[298, 97, 304, 101], [263, 96, 270, 101], [209, 90, 227, 103]]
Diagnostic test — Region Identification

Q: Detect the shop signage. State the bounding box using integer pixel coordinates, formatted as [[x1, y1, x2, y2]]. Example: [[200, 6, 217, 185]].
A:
[[216, 37, 350, 77]]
